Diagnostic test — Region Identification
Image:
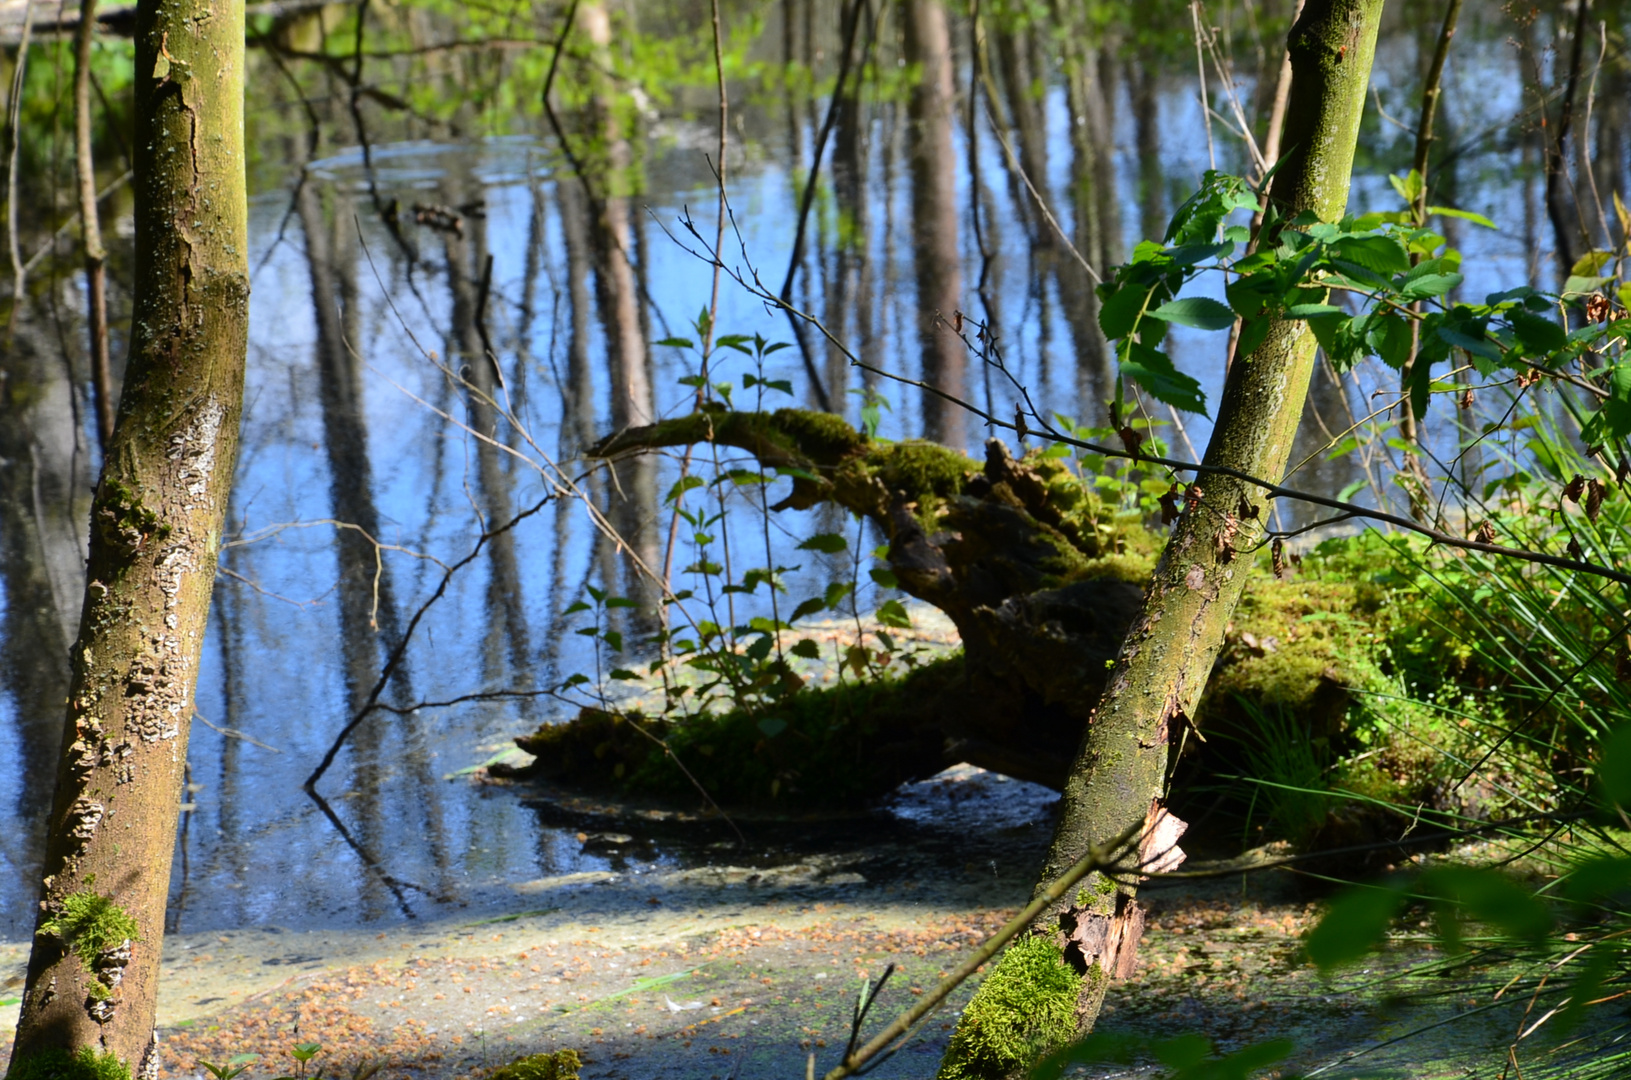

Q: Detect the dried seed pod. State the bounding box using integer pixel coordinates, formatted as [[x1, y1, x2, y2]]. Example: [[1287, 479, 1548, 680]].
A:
[[1272, 538, 1287, 579], [1587, 478, 1606, 522], [1564, 474, 1587, 503], [1159, 484, 1183, 525], [1476, 520, 1497, 545]]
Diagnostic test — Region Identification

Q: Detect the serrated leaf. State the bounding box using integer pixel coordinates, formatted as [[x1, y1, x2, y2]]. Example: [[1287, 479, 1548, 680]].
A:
[[1508, 310, 1567, 355], [1399, 273, 1462, 301], [1368, 313, 1413, 370], [1332, 235, 1410, 275], [790, 638, 821, 660], [1098, 279, 1155, 340], [1120, 341, 1208, 416], [1146, 296, 1237, 330]]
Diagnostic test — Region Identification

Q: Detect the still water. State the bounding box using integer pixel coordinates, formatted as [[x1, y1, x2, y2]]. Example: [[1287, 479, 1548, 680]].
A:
[[0, 0, 1601, 938]]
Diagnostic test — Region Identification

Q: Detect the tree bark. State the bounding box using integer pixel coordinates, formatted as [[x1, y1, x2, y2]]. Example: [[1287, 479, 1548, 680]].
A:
[[936, 4, 1386, 1077], [6, 0, 247, 1075]]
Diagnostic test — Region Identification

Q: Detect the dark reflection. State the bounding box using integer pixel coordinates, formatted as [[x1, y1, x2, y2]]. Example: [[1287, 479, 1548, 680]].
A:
[[904, 0, 966, 448], [1060, 35, 1122, 422], [0, 324, 91, 936], [575, 0, 660, 625]]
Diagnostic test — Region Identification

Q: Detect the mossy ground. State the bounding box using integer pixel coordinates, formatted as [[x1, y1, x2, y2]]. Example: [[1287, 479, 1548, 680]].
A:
[[487, 1049, 581, 1080], [3, 1047, 129, 1080], [515, 653, 962, 809], [936, 935, 1084, 1080]]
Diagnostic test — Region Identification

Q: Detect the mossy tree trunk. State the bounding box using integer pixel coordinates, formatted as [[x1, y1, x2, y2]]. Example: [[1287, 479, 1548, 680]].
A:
[[6, 1, 247, 1077], [936, 4, 1386, 1078]]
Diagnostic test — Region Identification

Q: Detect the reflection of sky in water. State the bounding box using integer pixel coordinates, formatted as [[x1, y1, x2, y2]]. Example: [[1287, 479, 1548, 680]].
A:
[[0, 7, 1579, 939]]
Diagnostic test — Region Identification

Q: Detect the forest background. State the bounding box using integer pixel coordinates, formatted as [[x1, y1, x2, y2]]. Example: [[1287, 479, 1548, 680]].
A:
[[4, 0, 1631, 1078]]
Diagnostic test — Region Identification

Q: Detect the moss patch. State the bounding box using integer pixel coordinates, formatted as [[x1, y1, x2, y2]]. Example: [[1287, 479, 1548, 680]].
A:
[[41, 888, 139, 969], [4, 1047, 131, 1080], [513, 653, 962, 809], [937, 935, 1083, 1080], [486, 1049, 582, 1080]]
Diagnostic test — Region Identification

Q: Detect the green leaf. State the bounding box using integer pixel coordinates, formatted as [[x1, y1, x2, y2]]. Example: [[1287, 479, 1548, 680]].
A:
[[1367, 313, 1414, 370], [608, 668, 639, 680], [1572, 250, 1614, 277], [876, 599, 913, 629], [605, 597, 639, 609], [602, 630, 623, 652], [790, 597, 827, 622], [757, 717, 788, 738], [1120, 341, 1208, 416], [798, 532, 848, 554], [1331, 234, 1411, 275], [656, 336, 695, 348], [1234, 316, 1272, 360], [1304, 883, 1405, 971], [869, 567, 898, 589], [1389, 169, 1424, 205], [1508, 310, 1567, 356], [1598, 723, 1631, 808], [563, 601, 592, 615], [1098, 279, 1155, 340], [1145, 296, 1237, 331], [790, 638, 821, 660], [1565, 274, 1614, 297], [1399, 273, 1462, 301], [824, 581, 854, 608], [1426, 205, 1496, 229]]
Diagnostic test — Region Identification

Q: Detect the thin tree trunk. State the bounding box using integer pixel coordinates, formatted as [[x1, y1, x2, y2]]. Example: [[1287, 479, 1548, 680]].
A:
[[74, 0, 116, 453], [8, 0, 248, 1075], [935, 4, 1386, 1077], [1396, 0, 1463, 521]]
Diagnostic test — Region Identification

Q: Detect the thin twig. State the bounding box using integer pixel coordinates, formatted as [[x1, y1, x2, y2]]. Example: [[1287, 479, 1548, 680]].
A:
[[822, 820, 1144, 1080]]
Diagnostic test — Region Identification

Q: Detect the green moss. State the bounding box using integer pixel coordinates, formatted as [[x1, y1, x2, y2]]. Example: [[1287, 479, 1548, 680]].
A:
[[770, 408, 866, 463], [487, 1050, 581, 1080], [514, 653, 965, 809], [4, 1047, 131, 1080], [40, 888, 139, 969], [937, 935, 1083, 1080]]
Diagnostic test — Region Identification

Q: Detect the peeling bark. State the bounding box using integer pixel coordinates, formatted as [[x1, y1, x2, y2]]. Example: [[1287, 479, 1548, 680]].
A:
[[8, 0, 247, 1072], [937, 4, 1387, 1076]]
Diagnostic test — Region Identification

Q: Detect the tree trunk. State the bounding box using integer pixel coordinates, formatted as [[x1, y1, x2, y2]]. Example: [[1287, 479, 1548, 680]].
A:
[[936, 4, 1386, 1077], [6, 0, 247, 1075]]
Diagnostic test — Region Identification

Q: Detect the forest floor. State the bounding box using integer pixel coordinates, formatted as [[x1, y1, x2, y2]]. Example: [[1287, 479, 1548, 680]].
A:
[[0, 812, 1546, 1080]]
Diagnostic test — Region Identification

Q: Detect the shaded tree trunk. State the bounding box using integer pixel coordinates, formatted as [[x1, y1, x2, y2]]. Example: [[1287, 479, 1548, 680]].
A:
[[7, 0, 248, 1075], [937, 3, 1387, 1077]]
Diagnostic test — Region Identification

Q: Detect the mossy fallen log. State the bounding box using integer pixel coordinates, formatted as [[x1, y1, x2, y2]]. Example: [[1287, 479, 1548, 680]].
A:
[[503, 409, 1437, 830]]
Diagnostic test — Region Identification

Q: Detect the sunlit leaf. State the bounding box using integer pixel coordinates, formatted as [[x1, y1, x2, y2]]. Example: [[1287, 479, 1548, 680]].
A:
[[876, 600, 912, 629], [1120, 341, 1208, 416], [1145, 297, 1236, 330]]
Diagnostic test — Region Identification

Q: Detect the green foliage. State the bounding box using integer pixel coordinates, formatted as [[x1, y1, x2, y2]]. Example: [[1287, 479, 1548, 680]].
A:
[[5, 1048, 131, 1080], [1094, 168, 1630, 435], [41, 887, 139, 967], [938, 936, 1085, 1080], [487, 1050, 582, 1080]]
